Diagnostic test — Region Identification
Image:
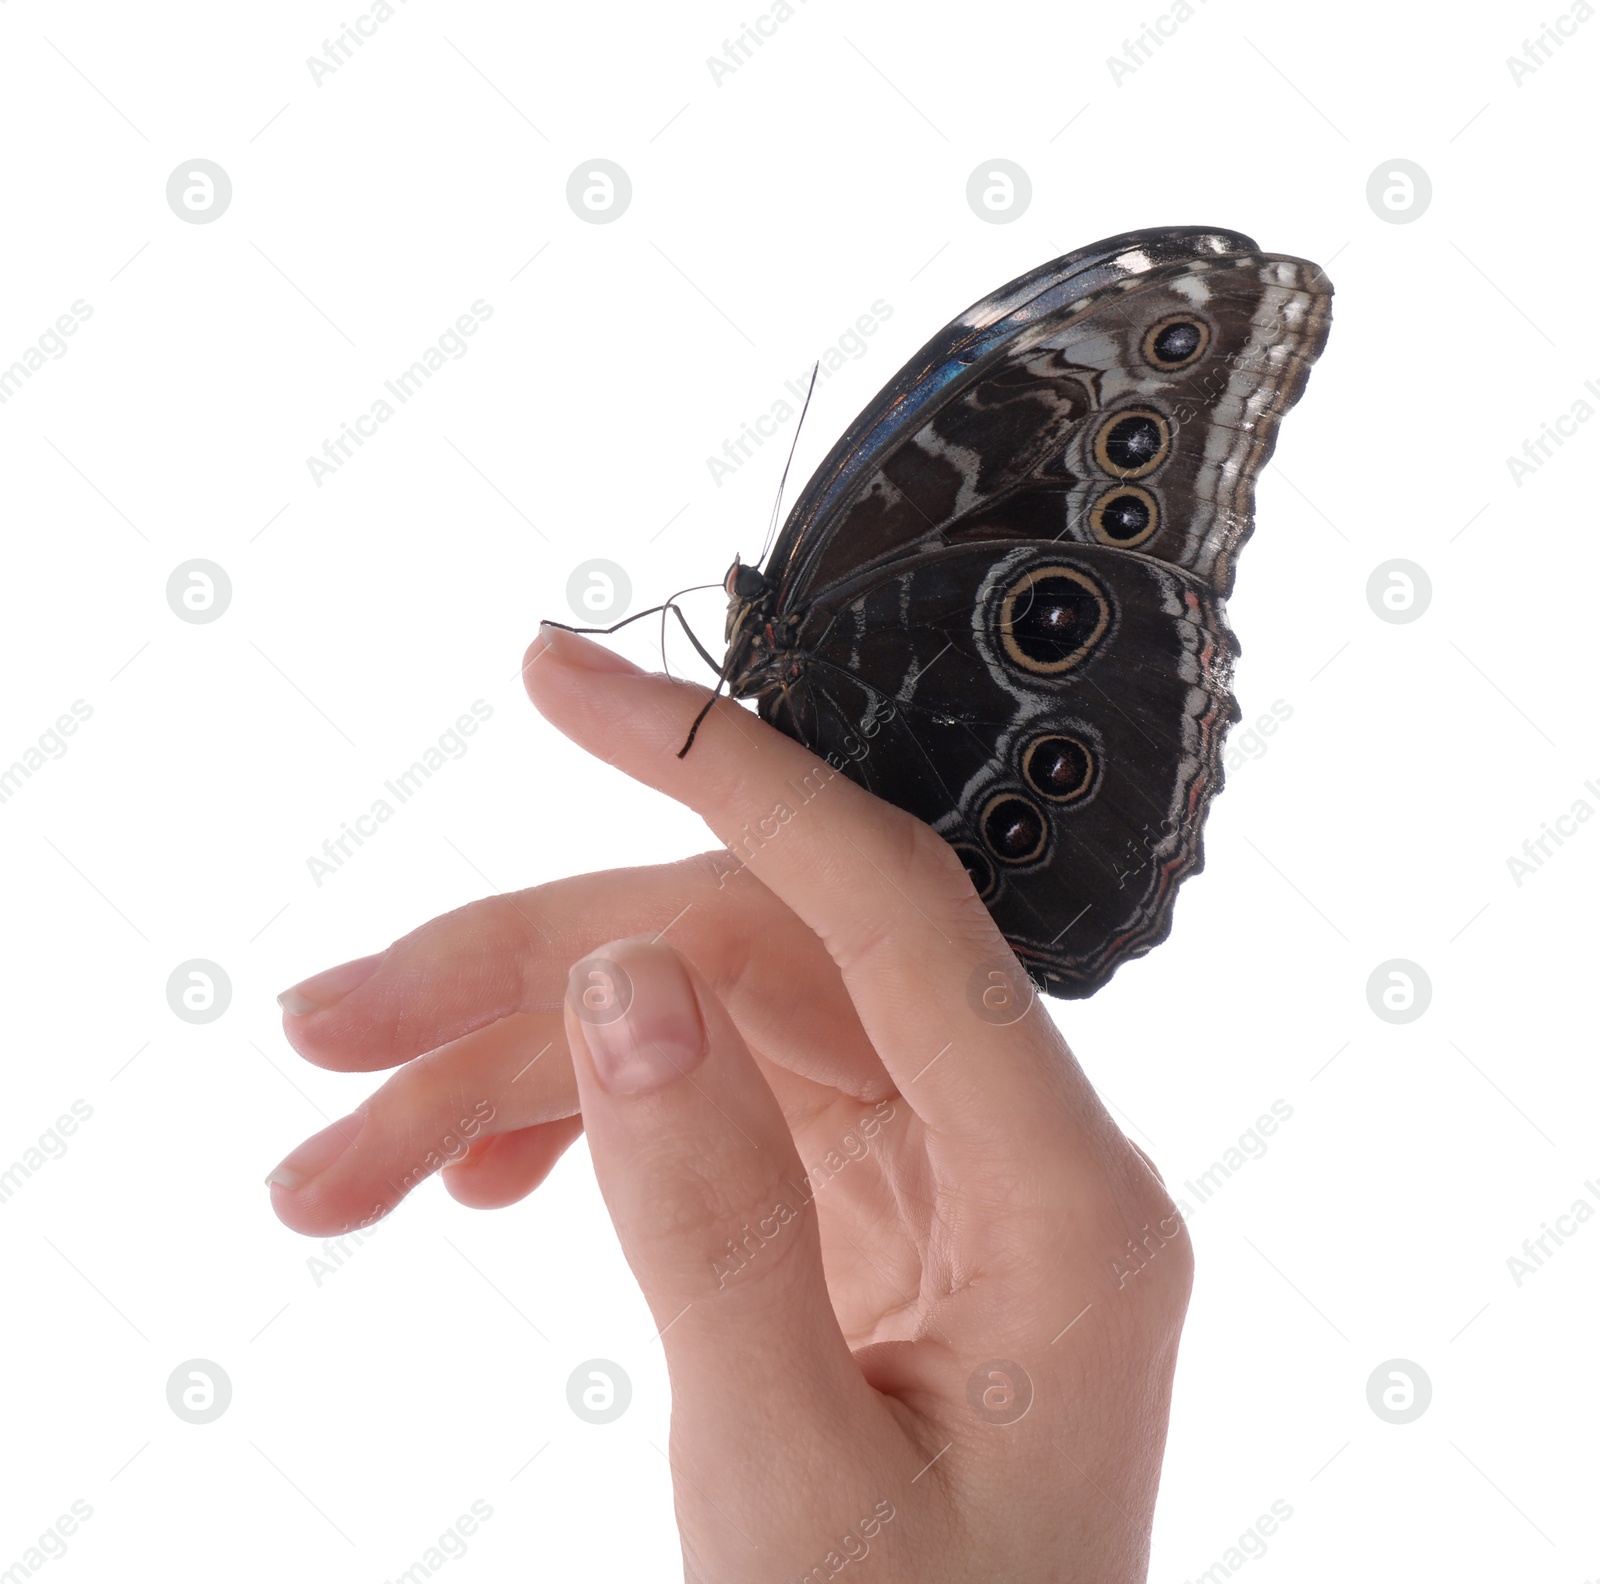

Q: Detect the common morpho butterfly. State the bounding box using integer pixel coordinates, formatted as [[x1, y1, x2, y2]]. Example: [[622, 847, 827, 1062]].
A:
[[567, 227, 1333, 997]]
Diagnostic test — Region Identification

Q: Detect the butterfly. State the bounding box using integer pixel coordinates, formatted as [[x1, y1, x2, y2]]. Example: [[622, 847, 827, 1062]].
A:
[[571, 227, 1333, 997]]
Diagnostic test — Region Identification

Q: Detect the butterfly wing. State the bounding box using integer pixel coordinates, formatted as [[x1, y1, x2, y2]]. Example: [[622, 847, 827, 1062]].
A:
[[765, 226, 1272, 595], [763, 542, 1237, 996], [750, 228, 1333, 996]]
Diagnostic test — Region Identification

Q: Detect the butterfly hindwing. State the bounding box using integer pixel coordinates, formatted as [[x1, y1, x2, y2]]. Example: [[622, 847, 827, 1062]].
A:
[[764, 541, 1237, 996]]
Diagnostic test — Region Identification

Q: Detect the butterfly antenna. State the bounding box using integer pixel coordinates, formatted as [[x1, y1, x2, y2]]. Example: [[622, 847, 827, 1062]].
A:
[[677, 365, 819, 756], [755, 360, 820, 568]]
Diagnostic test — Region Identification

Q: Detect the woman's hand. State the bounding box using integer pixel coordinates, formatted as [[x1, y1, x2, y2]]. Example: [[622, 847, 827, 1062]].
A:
[[267, 624, 1192, 1581], [266, 849, 888, 1230]]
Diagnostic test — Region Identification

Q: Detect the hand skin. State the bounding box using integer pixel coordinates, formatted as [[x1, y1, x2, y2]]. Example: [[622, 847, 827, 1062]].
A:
[[267, 624, 1193, 1583]]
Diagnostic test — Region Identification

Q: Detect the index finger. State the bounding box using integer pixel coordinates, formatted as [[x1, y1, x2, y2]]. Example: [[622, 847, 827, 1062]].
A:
[[524, 625, 1119, 1172]]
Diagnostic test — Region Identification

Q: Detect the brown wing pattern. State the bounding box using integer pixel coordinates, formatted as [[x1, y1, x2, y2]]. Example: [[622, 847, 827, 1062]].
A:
[[741, 232, 1333, 996]]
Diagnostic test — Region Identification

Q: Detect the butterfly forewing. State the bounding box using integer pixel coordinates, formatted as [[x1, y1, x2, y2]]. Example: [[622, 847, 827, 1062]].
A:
[[766, 227, 1266, 594]]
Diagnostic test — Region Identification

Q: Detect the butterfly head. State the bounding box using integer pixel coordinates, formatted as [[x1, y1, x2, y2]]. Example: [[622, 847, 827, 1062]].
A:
[[723, 557, 768, 602], [722, 555, 791, 691], [722, 556, 772, 646]]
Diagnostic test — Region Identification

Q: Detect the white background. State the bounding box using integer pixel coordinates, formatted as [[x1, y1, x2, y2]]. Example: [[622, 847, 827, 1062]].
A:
[[2, 0, 1595, 1579]]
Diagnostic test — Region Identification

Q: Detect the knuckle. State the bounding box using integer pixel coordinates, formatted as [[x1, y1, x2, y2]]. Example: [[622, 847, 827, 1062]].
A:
[[1096, 1150, 1195, 1321], [685, 848, 738, 892], [824, 808, 1006, 974], [906, 818, 1009, 943]]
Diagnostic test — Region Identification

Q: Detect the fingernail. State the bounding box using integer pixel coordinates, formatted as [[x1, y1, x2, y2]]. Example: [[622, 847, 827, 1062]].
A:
[[534, 623, 644, 676], [265, 1110, 365, 1191], [569, 941, 707, 1095], [278, 952, 383, 1017]]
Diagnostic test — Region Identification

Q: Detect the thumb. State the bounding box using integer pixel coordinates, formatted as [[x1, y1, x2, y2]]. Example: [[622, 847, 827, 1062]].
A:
[[563, 936, 873, 1441]]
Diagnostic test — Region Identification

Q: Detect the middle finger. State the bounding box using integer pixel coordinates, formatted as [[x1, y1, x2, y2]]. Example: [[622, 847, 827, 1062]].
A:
[[267, 858, 884, 1233]]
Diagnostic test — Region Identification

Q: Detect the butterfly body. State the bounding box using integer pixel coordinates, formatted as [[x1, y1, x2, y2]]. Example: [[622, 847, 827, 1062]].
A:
[[718, 227, 1332, 997]]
